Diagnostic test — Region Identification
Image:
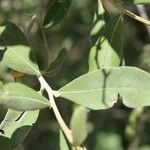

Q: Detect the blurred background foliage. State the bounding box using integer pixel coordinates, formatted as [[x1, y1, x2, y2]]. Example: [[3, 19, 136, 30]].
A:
[[0, 0, 150, 150]]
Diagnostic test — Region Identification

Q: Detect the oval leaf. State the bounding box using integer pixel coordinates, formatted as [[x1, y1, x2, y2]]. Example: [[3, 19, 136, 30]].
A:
[[89, 0, 123, 71], [0, 21, 40, 75], [70, 106, 89, 146], [44, 0, 72, 29], [0, 109, 39, 148], [0, 83, 50, 111], [59, 67, 150, 110], [43, 48, 67, 76]]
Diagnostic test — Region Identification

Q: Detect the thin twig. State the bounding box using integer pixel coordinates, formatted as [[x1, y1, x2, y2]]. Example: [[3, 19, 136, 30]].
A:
[[112, 1, 150, 26], [26, 4, 72, 144], [38, 75, 73, 144], [122, 8, 150, 26]]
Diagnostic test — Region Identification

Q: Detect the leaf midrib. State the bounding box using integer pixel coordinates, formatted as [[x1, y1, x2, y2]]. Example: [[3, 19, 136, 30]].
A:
[[104, 15, 122, 66], [60, 86, 149, 94], [1, 94, 49, 106], [7, 47, 39, 74]]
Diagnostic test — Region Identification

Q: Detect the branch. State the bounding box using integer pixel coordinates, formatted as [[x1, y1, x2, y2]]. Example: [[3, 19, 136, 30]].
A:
[[112, 1, 150, 26], [122, 8, 150, 26], [38, 75, 73, 144]]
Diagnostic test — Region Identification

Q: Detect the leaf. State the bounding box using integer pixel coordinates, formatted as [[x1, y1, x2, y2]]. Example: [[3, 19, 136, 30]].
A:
[[89, 0, 123, 71], [122, 0, 150, 4], [0, 136, 11, 150], [43, 48, 67, 76], [0, 109, 39, 149], [125, 108, 143, 140], [60, 130, 70, 150], [0, 21, 40, 75], [70, 106, 89, 146], [59, 67, 150, 110], [138, 146, 150, 150], [0, 81, 3, 89], [44, 0, 72, 29], [0, 83, 50, 111], [94, 132, 123, 150]]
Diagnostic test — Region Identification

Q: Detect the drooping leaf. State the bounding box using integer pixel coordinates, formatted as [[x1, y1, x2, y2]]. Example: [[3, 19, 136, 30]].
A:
[[59, 67, 150, 110], [44, 0, 72, 29], [60, 130, 70, 150], [43, 48, 67, 76], [0, 83, 50, 111], [0, 109, 39, 149], [0, 21, 40, 75], [122, 0, 150, 4], [89, 0, 123, 71], [70, 106, 89, 146]]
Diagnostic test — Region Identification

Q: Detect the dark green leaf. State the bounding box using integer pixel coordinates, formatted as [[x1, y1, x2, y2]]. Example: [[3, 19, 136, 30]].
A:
[[44, 0, 72, 29], [0, 109, 39, 149], [0, 21, 40, 75], [59, 67, 150, 110], [0, 136, 11, 150], [43, 48, 67, 76], [0, 83, 50, 110]]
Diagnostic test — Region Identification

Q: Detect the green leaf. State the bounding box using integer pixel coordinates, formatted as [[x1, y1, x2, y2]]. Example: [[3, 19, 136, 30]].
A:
[[94, 132, 123, 150], [0, 136, 11, 150], [0, 21, 40, 75], [60, 130, 70, 150], [0, 109, 39, 149], [0, 81, 3, 89], [43, 48, 67, 76], [59, 67, 150, 110], [125, 108, 143, 140], [89, 0, 123, 71], [122, 0, 150, 4], [70, 106, 89, 146], [0, 83, 50, 111], [44, 0, 72, 29], [138, 146, 150, 150]]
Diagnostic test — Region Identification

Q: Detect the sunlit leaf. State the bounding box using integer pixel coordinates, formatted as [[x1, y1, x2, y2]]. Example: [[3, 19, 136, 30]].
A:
[[0, 21, 40, 75], [59, 67, 150, 110], [60, 130, 70, 150], [0, 109, 39, 149], [89, 0, 123, 71], [70, 106, 89, 146], [0, 83, 50, 111]]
